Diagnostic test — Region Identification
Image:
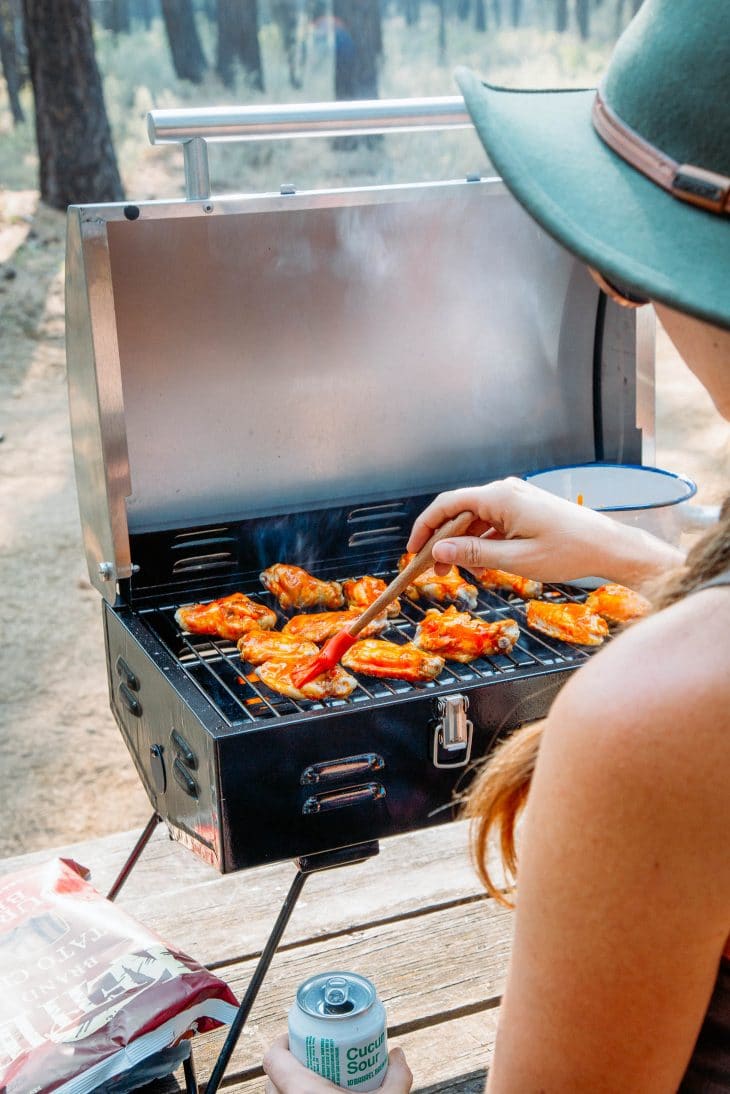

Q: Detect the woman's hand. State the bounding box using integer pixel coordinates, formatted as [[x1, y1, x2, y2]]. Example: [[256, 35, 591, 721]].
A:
[[263, 1034, 413, 1094], [407, 477, 684, 588]]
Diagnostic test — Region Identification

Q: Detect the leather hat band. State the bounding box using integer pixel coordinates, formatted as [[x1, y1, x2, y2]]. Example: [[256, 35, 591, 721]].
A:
[[592, 88, 730, 215]]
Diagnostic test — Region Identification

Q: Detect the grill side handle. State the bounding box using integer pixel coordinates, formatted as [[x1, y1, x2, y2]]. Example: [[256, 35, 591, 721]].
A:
[[146, 97, 470, 201]]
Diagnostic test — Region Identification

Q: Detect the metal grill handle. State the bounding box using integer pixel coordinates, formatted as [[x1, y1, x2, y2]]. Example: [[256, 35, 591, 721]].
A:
[[146, 97, 470, 201]]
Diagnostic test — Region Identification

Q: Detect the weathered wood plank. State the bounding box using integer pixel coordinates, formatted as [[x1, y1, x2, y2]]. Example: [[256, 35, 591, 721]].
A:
[[0, 821, 500, 967], [0, 823, 217, 891], [0, 822, 511, 1093], [155, 897, 512, 1087]]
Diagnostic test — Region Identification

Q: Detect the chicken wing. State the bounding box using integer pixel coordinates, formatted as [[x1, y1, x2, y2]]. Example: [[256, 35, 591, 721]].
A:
[[237, 628, 318, 666], [342, 639, 444, 682], [282, 609, 387, 645], [414, 606, 520, 662], [475, 568, 543, 599], [343, 575, 401, 617], [398, 553, 478, 610], [260, 564, 344, 612], [256, 657, 357, 701], [175, 592, 277, 641], [526, 599, 608, 647], [585, 583, 651, 625]]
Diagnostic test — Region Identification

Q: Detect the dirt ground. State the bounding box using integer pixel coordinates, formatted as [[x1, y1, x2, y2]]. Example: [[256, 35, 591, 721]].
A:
[[1, 186, 728, 860]]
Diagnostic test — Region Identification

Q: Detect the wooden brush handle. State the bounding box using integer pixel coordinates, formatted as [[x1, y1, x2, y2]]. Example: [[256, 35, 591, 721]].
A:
[[347, 510, 474, 637]]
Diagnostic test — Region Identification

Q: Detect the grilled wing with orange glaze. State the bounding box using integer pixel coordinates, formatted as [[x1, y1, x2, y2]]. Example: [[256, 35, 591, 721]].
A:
[[397, 553, 478, 610], [585, 583, 651, 625], [343, 575, 401, 617], [260, 564, 344, 612], [475, 568, 543, 599], [526, 599, 608, 647], [414, 606, 520, 662], [237, 629, 318, 666], [256, 658, 357, 701], [282, 609, 387, 645], [175, 593, 277, 641], [342, 639, 444, 682]]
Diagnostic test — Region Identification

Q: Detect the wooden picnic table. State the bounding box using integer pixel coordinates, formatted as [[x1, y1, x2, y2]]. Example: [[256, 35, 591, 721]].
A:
[[0, 819, 512, 1093]]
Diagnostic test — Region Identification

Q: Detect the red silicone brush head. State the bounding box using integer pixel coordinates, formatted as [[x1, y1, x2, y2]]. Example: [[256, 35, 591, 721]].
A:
[[290, 628, 358, 688]]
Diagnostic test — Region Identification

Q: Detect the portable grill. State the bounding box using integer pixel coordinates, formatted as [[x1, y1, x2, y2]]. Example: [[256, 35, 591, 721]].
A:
[[65, 98, 656, 1090], [66, 98, 654, 879]]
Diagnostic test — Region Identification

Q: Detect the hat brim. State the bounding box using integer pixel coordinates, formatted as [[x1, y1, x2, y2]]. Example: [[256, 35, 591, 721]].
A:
[[456, 68, 730, 331]]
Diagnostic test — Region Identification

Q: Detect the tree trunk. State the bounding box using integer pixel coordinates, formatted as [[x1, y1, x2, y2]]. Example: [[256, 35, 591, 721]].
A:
[[23, 0, 123, 207], [614, 0, 624, 34], [555, 0, 568, 31], [576, 0, 589, 37], [216, 0, 263, 90], [110, 0, 130, 32], [474, 0, 486, 31], [330, 0, 381, 149], [270, 0, 302, 88], [95, 0, 113, 28], [456, 0, 469, 20], [132, 0, 154, 28], [632, 0, 643, 11], [0, 0, 24, 123], [10, 0, 27, 82], [492, 0, 501, 27], [510, 0, 520, 25], [436, 0, 446, 62], [332, 0, 380, 100], [161, 0, 207, 83], [403, 0, 419, 24]]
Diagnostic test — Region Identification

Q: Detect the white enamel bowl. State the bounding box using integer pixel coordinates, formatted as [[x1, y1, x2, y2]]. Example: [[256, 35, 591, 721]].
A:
[[524, 463, 718, 547]]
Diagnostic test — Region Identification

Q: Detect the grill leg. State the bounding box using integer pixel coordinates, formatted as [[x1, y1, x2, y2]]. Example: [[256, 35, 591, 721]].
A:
[[182, 1048, 199, 1094], [206, 840, 380, 1094], [106, 812, 161, 902]]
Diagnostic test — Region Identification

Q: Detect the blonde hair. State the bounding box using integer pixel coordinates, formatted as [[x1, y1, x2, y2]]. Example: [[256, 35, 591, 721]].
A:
[[464, 497, 730, 907]]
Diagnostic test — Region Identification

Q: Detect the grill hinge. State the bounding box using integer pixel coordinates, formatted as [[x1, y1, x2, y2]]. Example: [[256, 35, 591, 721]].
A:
[[432, 695, 473, 769]]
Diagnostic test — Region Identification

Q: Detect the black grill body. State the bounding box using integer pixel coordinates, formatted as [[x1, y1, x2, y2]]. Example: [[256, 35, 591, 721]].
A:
[[104, 496, 593, 872]]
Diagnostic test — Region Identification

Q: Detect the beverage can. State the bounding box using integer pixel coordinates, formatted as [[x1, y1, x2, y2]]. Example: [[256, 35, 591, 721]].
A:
[[288, 971, 388, 1091]]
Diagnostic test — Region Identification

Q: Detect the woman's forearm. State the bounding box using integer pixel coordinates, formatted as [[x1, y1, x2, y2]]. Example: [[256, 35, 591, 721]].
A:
[[592, 520, 686, 591]]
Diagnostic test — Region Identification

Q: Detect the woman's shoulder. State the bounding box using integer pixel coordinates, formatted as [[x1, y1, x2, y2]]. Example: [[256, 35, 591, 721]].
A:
[[570, 583, 728, 711], [549, 584, 730, 781]]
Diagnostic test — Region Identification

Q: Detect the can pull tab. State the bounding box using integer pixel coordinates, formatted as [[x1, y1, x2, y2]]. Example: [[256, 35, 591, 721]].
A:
[[432, 694, 473, 769], [324, 976, 354, 1014]]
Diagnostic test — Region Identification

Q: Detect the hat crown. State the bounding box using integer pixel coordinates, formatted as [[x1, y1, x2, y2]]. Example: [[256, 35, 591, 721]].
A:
[[604, 0, 730, 175]]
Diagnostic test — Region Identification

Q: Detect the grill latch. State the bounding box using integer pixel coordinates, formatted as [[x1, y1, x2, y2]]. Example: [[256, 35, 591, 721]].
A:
[[432, 695, 473, 770]]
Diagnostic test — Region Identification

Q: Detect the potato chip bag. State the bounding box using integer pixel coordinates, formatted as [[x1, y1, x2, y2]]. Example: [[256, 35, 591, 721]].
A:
[[0, 858, 238, 1093]]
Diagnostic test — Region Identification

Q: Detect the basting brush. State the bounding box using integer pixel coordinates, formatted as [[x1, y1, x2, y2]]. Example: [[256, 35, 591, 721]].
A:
[[291, 510, 474, 688]]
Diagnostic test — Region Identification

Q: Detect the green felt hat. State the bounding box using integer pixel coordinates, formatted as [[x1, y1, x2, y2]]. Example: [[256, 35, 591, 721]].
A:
[[455, 0, 730, 330]]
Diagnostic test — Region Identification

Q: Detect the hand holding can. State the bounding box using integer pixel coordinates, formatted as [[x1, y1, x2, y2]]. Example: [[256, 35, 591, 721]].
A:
[[286, 972, 390, 1091], [264, 1035, 413, 1094]]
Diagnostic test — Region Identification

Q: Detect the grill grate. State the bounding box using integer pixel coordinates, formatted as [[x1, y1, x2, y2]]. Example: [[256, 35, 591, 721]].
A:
[[137, 557, 596, 728]]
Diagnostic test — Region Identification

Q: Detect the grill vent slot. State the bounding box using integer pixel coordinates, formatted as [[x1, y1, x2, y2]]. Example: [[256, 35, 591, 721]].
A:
[[347, 503, 409, 525], [347, 527, 403, 549], [347, 503, 408, 549], [172, 553, 237, 576], [173, 527, 231, 541], [171, 529, 237, 576]]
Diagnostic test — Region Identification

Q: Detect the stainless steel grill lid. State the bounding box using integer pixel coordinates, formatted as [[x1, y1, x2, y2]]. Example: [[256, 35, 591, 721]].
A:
[[66, 167, 650, 600]]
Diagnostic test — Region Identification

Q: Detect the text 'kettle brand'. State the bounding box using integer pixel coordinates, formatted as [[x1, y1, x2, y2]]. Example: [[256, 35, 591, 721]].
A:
[[288, 971, 388, 1090]]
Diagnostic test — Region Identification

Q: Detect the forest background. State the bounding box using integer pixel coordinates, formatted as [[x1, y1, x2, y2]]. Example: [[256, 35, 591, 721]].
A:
[[1, 0, 728, 857]]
